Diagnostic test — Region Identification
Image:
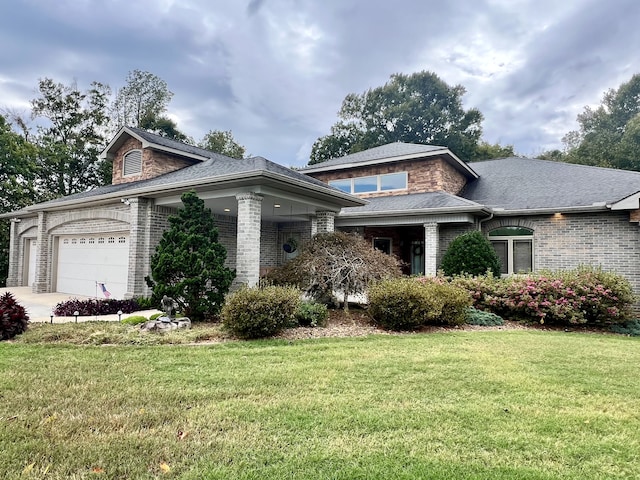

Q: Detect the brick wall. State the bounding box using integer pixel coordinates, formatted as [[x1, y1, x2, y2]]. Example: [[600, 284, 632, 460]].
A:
[[438, 212, 640, 300], [111, 137, 197, 185], [307, 157, 467, 197]]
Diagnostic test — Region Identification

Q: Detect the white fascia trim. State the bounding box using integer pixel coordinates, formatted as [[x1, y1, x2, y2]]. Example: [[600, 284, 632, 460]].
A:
[[339, 205, 491, 218], [609, 191, 640, 210], [303, 149, 479, 179]]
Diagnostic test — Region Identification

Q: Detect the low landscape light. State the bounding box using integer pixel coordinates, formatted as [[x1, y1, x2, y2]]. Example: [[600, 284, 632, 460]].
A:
[[74, 310, 79, 323]]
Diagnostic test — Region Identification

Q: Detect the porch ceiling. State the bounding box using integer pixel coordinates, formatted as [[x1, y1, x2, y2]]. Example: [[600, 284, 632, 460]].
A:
[[152, 187, 333, 222]]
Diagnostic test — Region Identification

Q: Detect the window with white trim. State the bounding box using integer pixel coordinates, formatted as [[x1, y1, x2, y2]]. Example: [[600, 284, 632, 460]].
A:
[[373, 237, 392, 255], [123, 149, 143, 176], [329, 172, 407, 194], [489, 227, 533, 275]]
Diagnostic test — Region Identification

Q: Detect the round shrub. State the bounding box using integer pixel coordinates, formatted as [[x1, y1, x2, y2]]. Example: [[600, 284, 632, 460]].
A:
[[0, 292, 29, 340], [441, 231, 501, 277], [121, 315, 149, 325], [222, 285, 302, 339], [368, 278, 471, 330], [295, 301, 329, 327]]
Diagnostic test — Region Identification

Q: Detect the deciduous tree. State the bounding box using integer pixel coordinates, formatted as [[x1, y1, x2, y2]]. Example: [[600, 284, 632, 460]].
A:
[[199, 130, 246, 158], [31, 78, 112, 197], [310, 71, 484, 164], [112, 70, 173, 129]]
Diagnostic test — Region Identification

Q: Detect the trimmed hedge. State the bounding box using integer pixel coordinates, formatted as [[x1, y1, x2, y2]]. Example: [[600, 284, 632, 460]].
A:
[[222, 285, 302, 339], [368, 277, 472, 330]]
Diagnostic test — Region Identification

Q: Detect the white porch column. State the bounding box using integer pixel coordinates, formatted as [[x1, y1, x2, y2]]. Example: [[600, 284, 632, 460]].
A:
[[316, 211, 336, 233], [235, 192, 263, 286], [6, 218, 21, 287], [424, 222, 439, 276], [34, 211, 49, 293]]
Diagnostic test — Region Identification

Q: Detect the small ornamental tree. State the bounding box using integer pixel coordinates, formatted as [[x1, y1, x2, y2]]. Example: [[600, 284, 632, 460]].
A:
[[266, 231, 403, 311], [441, 231, 501, 277], [145, 191, 235, 321]]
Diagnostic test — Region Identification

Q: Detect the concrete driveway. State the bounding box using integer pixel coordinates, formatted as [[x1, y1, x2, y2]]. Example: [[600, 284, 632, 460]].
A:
[[0, 286, 159, 323]]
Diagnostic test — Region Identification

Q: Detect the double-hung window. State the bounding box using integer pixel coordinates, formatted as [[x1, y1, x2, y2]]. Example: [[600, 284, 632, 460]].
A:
[[489, 227, 533, 275]]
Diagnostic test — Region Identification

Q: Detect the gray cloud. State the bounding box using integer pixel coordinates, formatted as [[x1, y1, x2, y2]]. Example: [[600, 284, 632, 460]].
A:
[[1, 0, 639, 165]]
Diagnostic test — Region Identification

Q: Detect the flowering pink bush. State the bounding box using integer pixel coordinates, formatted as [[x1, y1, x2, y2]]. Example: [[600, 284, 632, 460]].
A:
[[451, 266, 635, 326]]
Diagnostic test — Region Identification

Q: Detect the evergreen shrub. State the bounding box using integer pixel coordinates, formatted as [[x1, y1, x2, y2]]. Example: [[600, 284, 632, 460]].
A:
[[368, 277, 472, 330], [441, 231, 501, 277], [0, 292, 29, 340], [295, 301, 329, 327], [145, 191, 235, 321], [465, 307, 504, 326], [222, 285, 301, 339]]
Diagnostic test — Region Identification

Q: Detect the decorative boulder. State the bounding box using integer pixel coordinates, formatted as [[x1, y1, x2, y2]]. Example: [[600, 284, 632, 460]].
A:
[[139, 316, 191, 333]]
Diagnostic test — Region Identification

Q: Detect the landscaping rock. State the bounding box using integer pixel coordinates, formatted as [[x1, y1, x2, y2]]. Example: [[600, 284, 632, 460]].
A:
[[140, 316, 191, 333]]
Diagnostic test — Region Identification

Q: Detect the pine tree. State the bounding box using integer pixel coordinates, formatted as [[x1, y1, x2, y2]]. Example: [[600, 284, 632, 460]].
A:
[[146, 191, 235, 320]]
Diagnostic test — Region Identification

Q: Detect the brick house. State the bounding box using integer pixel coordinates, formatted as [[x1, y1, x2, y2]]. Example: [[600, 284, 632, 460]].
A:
[[4, 127, 364, 299], [6, 129, 640, 301], [301, 143, 640, 299]]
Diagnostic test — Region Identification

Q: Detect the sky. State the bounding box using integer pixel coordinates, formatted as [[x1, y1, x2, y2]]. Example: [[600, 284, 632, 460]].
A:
[[1, 0, 640, 168]]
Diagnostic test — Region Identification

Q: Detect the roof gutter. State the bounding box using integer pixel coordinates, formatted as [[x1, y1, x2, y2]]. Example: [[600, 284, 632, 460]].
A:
[[490, 204, 610, 216]]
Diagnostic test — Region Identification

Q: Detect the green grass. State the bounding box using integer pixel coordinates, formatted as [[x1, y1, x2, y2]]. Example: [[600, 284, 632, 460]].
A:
[[1, 331, 639, 479]]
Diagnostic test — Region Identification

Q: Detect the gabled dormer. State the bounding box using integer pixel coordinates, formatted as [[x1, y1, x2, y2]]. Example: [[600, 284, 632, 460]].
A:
[[101, 127, 212, 185], [301, 143, 478, 198]]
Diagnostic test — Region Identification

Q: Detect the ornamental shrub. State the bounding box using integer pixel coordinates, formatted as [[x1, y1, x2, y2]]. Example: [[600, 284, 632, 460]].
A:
[[610, 319, 640, 336], [295, 301, 329, 327], [265, 231, 403, 311], [368, 277, 471, 330], [222, 285, 302, 339], [465, 307, 504, 326], [441, 231, 501, 277], [452, 266, 635, 326], [54, 298, 141, 316], [0, 292, 29, 340]]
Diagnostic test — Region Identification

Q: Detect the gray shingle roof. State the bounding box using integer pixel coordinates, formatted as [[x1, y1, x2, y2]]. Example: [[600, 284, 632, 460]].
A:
[[127, 127, 233, 161], [462, 157, 640, 210], [340, 192, 484, 215], [301, 142, 447, 170], [31, 153, 343, 208]]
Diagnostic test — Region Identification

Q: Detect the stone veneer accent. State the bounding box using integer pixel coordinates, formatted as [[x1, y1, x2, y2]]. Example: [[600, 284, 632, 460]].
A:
[[111, 137, 198, 185], [307, 157, 468, 198]]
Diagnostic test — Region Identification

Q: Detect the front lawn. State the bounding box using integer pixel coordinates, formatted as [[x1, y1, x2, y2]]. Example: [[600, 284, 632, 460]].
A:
[[1, 331, 638, 479]]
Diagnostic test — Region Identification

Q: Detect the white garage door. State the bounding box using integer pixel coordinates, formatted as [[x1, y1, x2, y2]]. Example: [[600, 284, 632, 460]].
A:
[[56, 234, 129, 299]]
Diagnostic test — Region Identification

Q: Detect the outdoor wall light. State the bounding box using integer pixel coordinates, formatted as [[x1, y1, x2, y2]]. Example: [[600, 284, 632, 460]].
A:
[[274, 204, 281, 208], [74, 310, 79, 323]]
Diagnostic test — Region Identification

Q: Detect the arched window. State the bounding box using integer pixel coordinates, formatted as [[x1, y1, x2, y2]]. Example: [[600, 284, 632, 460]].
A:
[[123, 150, 142, 176], [489, 226, 533, 275]]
